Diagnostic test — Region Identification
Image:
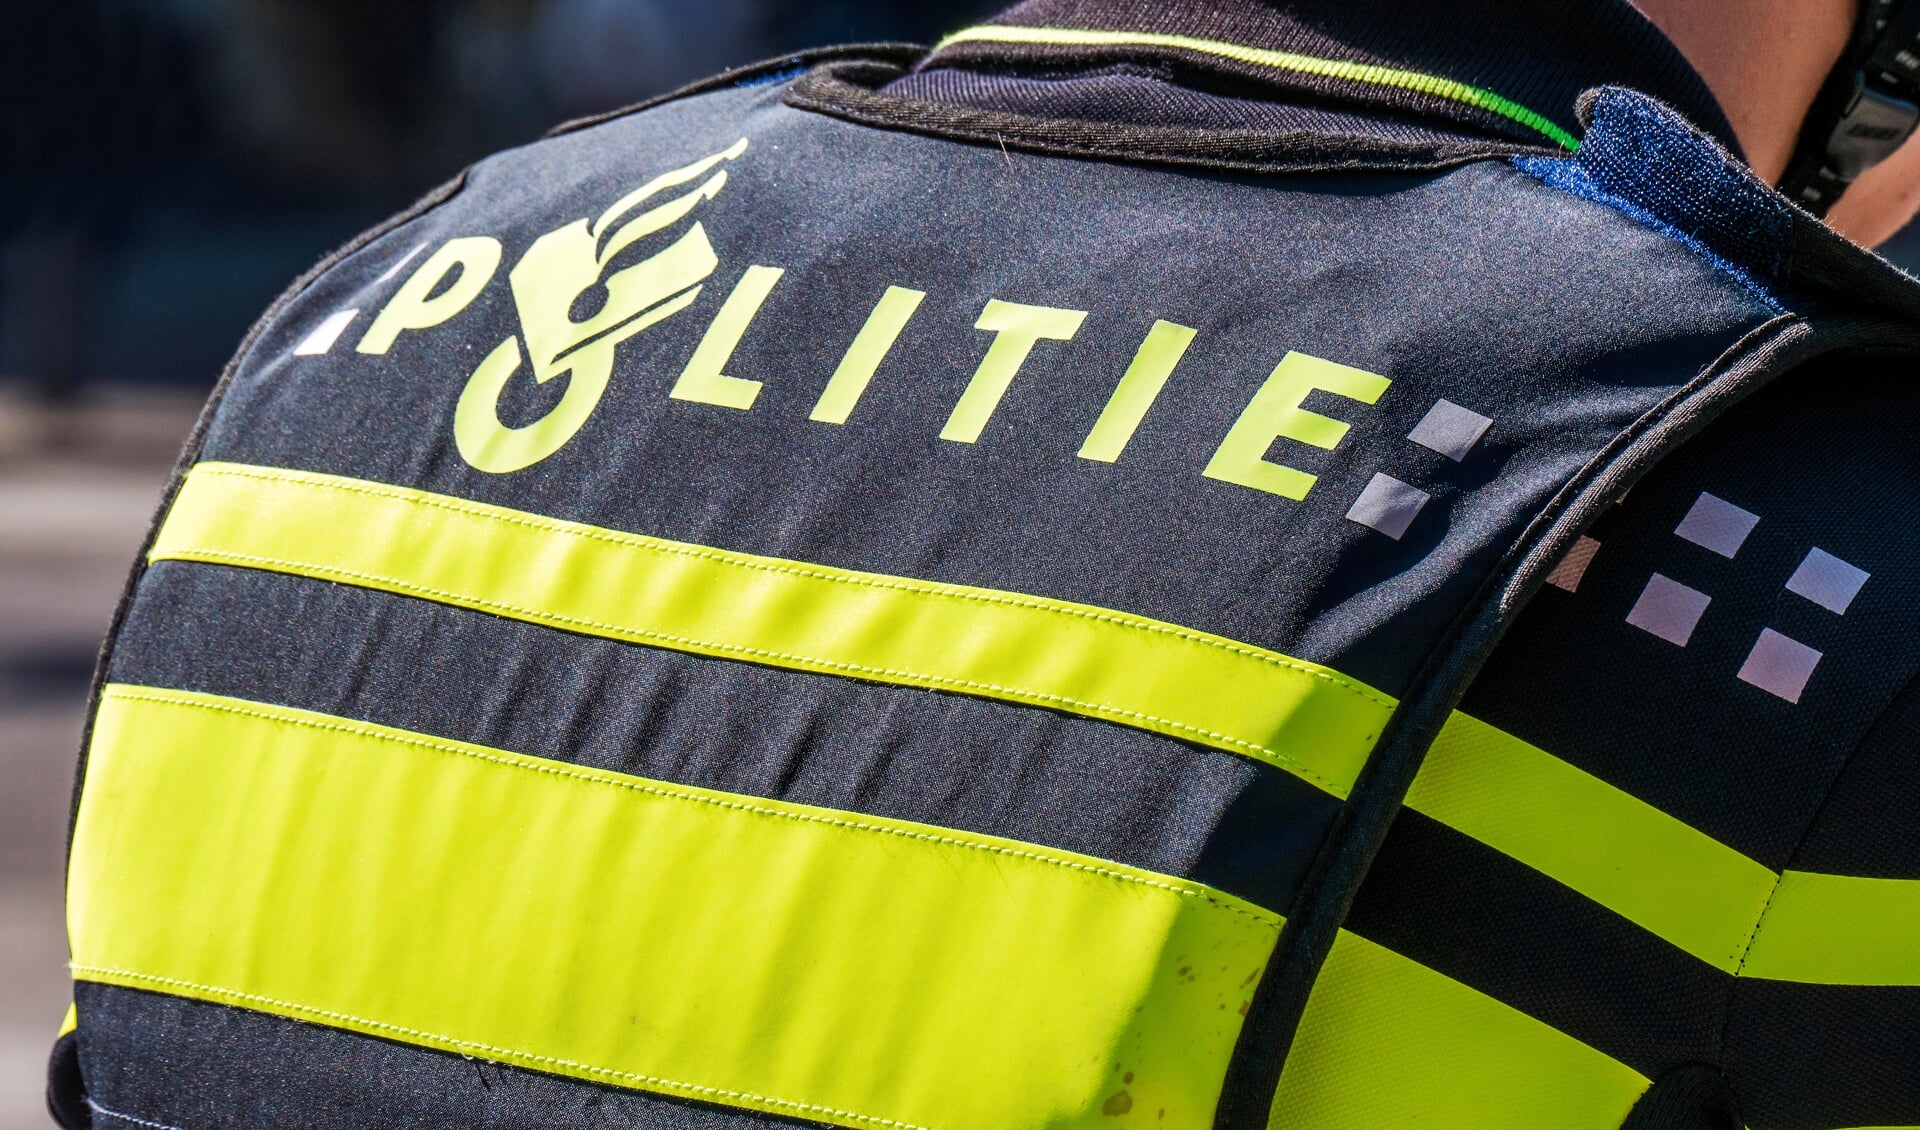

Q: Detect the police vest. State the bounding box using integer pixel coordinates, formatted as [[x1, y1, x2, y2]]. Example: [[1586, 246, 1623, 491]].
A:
[[51, 47, 1920, 1130]]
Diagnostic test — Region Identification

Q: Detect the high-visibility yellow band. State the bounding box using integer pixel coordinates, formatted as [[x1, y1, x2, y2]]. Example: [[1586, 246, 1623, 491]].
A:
[[934, 25, 1581, 150], [57, 1003, 76, 1039], [1269, 931, 1648, 1129], [1406, 713, 1778, 973], [1409, 714, 1920, 986], [70, 686, 1278, 1130], [1740, 871, 1920, 985], [149, 462, 1395, 796]]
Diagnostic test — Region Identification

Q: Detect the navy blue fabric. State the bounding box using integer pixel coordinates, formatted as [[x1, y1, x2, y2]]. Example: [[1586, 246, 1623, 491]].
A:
[[198, 81, 1769, 697], [1622, 1065, 1744, 1130], [1513, 87, 1793, 310], [108, 562, 1332, 910], [61, 38, 1906, 1130], [74, 983, 812, 1130], [1789, 669, 1920, 879]]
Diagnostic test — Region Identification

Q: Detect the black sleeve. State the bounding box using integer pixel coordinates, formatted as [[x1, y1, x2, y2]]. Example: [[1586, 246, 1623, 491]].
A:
[[1349, 350, 1920, 1130]]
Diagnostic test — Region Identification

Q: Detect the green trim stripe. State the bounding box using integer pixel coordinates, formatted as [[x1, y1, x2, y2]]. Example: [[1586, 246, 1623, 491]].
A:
[[150, 462, 1395, 797], [934, 25, 1581, 151], [71, 686, 1277, 1128]]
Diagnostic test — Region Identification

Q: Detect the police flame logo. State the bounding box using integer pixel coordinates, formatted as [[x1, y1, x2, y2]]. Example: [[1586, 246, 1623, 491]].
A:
[[454, 138, 748, 473]]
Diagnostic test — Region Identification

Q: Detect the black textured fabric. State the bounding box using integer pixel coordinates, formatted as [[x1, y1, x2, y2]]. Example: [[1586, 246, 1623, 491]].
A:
[[1789, 668, 1920, 879], [1721, 981, 1920, 1130], [884, 64, 1488, 145], [1621, 1065, 1744, 1130], [908, 0, 1738, 153], [1460, 357, 1920, 868], [1345, 355, 1920, 1128], [75, 984, 814, 1130], [110, 562, 1332, 911], [46, 1031, 89, 1129], [1343, 812, 1726, 1079]]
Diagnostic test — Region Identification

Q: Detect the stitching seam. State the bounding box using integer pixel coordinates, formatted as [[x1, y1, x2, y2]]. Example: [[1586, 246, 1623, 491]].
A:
[[933, 25, 1579, 149], [103, 687, 1279, 928], [85, 1100, 186, 1130], [72, 967, 925, 1130], [1728, 873, 1788, 977], [157, 546, 1348, 792], [189, 463, 1395, 712]]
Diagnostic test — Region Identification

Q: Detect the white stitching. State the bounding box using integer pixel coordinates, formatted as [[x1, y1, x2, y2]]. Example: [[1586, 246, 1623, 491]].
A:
[[102, 687, 1280, 929], [73, 968, 925, 1130], [161, 542, 1358, 793], [86, 1099, 186, 1130]]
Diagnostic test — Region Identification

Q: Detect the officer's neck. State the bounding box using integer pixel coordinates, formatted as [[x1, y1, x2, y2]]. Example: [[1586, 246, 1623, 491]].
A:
[[1630, 0, 1852, 183]]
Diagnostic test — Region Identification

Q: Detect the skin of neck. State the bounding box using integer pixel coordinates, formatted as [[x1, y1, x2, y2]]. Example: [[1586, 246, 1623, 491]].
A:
[[1631, 0, 1855, 184], [1633, 0, 1920, 245]]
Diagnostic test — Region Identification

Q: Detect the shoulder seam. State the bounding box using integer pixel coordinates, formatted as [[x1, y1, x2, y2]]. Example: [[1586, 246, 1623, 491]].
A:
[[544, 44, 926, 139], [1509, 154, 1787, 316]]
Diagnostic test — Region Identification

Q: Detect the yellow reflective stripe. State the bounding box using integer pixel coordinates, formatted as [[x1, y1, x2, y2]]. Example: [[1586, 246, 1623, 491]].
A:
[[71, 686, 1278, 1130], [1407, 713, 1777, 973], [935, 25, 1580, 151], [1740, 871, 1920, 985], [150, 462, 1395, 796], [1270, 931, 1647, 1129], [57, 1002, 77, 1039], [1411, 713, 1920, 985]]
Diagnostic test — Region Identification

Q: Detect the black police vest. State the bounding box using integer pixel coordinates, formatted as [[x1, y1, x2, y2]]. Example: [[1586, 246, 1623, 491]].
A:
[[50, 49, 1920, 1130]]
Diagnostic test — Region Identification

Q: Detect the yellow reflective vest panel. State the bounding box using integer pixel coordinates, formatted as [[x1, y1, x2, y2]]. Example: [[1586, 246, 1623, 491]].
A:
[[54, 52, 1920, 1130]]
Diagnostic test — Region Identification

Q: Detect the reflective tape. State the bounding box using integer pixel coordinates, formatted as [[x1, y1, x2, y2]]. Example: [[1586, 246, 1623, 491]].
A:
[[1739, 871, 1920, 985], [1410, 714, 1920, 986], [70, 686, 1279, 1130], [149, 462, 1395, 796], [1407, 713, 1777, 973], [1269, 931, 1648, 1129], [148, 465, 1911, 992]]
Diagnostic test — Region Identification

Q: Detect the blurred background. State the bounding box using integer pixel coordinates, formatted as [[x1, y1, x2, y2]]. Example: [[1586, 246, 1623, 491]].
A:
[[0, 0, 997, 1124], [6, 2, 1920, 1126]]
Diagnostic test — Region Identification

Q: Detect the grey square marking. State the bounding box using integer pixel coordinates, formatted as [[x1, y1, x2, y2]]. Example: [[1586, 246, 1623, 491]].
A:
[[1738, 629, 1822, 703], [1674, 492, 1759, 558], [1785, 548, 1868, 615], [1545, 536, 1601, 593], [1626, 573, 1711, 646], [1407, 399, 1494, 461], [1345, 473, 1430, 540]]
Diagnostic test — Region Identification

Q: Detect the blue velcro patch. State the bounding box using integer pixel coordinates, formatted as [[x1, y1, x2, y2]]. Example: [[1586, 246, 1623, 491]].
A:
[[737, 66, 807, 90], [1514, 87, 1790, 312]]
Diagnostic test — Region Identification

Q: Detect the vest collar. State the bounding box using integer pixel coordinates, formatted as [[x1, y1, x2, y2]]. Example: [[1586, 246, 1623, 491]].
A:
[[921, 0, 1740, 156]]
